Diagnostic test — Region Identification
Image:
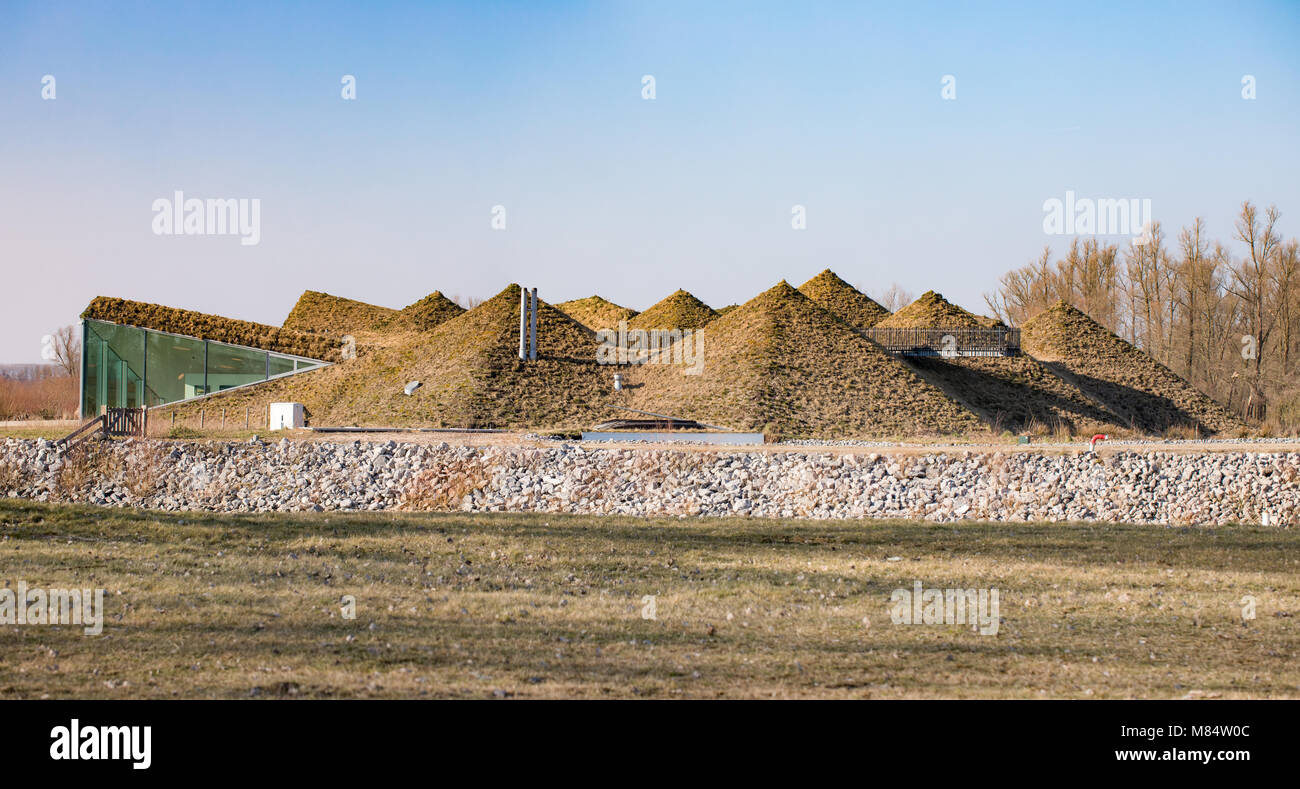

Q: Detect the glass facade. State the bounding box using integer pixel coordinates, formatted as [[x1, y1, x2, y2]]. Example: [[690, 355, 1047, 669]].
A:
[[268, 355, 296, 378], [145, 331, 205, 403], [80, 319, 329, 416], [207, 342, 270, 393]]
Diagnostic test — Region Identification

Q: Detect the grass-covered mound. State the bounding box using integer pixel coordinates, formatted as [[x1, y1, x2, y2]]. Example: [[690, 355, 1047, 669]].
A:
[[1021, 301, 1243, 434], [902, 354, 1128, 436], [82, 297, 341, 361], [876, 291, 1004, 329], [398, 291, 466, 331], [157, 285, 611, 430], [282, 290, 400, 335], [627, 290, 718, 330], [556, 295, 638, 332], [797, 269, 891, 329], [623, 282, 984, 438]]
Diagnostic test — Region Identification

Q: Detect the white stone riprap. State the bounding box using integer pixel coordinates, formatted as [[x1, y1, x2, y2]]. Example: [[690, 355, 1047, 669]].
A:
[[0, 437, 1296, 525]]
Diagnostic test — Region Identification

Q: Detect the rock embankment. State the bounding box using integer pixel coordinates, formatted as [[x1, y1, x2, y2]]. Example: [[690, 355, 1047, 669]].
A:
[[0, 438, 1295, 525]]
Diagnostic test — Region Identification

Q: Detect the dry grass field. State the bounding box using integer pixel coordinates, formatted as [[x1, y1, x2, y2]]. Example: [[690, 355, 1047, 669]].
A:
[[396, 291, 466, 332], [0, 375, 77, 421], [2, 498, 1296, 699], [84, 296, 341, 362], [282, 289, 465, 336]]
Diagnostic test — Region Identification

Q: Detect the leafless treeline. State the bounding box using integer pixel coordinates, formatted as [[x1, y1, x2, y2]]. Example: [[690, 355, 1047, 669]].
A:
[[986, 201, 1299, 430], [0, 325, 80, 420]]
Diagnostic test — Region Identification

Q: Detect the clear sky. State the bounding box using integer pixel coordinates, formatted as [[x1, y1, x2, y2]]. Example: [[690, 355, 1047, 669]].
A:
[[2, 1, 1298, 363]]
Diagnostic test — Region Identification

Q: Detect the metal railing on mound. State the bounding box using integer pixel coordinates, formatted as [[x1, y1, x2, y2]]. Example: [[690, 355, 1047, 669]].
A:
[[861, 327, 1020, 357]]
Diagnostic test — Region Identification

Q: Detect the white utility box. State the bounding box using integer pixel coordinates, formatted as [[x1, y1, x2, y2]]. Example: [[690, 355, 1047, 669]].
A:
[[268, 402, 305, 430]]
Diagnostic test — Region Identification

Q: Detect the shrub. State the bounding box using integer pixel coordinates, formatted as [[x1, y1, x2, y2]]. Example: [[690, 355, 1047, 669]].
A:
[[0, 373, 77, 420], [0, 451, 24, 494], [401, 456, 493, 511], [119, 442, 167, 497], [1163, 422, 1204, 440], [54, 443, 107, 500]]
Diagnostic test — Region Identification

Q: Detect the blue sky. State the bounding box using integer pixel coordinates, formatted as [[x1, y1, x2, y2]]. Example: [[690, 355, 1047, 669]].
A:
[[2, 0, 1298, 362]]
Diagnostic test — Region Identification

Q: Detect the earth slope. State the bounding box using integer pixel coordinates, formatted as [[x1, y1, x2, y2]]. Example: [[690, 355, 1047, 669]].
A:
[[162, 285, 612, 430], [398, 291, 466, 331], [797, 269, 891, 329], [901, 355, 1128, 436], [557, 295, 638, 332], [627, 290, 718, 330], [1020, 301, 1243, 434], [283, 291, 400, 335], [623, 282, 984, 438], [876, 291, 1005, 329]]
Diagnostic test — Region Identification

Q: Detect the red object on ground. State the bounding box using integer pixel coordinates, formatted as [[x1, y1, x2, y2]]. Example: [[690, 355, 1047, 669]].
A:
[[1089, 433, 1108, 452]]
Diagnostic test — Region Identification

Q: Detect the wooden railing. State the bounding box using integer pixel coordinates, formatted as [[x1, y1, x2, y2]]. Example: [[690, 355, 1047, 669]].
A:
[[58, 415, 105, 451], [861, 327, 1020, 357], [59, 407, 148, 450], [104, 406, 147, 437]]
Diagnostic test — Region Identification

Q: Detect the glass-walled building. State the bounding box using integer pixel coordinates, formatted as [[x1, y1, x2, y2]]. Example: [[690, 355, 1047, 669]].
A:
[[81, 319, 329, 416]]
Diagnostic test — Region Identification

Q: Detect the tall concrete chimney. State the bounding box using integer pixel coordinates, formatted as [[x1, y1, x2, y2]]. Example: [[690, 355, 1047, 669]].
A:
[[518, 288, 528, 361], [529, 288, 538, 361]]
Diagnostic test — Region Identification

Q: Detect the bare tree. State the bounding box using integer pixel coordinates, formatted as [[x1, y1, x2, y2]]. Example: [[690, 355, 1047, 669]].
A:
[[1206, 241, 1243, 404], [873, 283, 915, 313], [1271, 238, 1299, 372], [984, 199, 1300, 429], [1226, 202, 1282, 376], [49, 325, 81, 378], [983, 246, 1054, 325], [1124, 221, 1174, 364], [1061, 238, 1121, 329], [1174, 219, 1211, 379]]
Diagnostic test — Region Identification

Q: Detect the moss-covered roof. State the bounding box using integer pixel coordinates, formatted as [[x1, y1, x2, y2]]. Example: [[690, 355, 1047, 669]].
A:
[[282, 290, 399, 335], [82, 297, 340, 361]]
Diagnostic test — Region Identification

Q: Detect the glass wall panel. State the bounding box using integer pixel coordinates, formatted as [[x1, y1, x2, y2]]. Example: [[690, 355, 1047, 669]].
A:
[[145, 331, 206, 405], [268, 354, 296, 378], [86, 321, 145, 410], [81, 319, 328, 414], [82, 322, 101, 416], [206, 343, 267, 392]]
